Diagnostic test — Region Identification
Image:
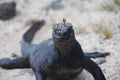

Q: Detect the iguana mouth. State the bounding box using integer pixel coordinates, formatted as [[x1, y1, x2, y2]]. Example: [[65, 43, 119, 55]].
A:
[[52, 32, 70, 43]]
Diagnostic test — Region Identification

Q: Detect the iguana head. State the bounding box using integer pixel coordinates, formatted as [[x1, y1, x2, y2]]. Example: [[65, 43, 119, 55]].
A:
[[52, 19, 77, 55], [52, 19, 75, 44]]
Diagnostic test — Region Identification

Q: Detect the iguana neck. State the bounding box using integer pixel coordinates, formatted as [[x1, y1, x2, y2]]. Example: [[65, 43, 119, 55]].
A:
[[54, 40, 77, 56]]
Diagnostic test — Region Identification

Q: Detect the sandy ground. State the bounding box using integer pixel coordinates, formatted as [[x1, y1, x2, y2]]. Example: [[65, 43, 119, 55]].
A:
[[0, 0, 120, 80]]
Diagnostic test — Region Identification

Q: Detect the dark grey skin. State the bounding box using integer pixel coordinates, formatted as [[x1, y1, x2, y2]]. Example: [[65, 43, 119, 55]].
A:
[[0, 19, 110, 80]]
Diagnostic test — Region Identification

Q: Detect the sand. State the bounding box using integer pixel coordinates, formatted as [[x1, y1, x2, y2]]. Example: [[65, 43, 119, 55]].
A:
[[0, 0, 120, 80]]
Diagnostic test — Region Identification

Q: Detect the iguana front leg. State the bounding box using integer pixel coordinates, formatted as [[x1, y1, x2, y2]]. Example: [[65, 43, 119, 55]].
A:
[[81, 57, 106, 80], [35, 72, 46, 80], [85, 52, 110, 58], [0, 56, 31, 69]]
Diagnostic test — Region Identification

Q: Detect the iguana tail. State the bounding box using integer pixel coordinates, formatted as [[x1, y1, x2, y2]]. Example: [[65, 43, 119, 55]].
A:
[[23, 20, 45, 43], [21, 20, 45, 56]]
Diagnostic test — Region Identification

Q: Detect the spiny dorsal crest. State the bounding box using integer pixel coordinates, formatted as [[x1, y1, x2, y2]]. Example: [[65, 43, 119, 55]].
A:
[[53, 19, 73, 30]]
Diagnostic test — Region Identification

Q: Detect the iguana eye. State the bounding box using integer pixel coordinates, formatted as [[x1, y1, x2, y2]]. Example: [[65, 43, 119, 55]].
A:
[[67, 28, 72, 33]]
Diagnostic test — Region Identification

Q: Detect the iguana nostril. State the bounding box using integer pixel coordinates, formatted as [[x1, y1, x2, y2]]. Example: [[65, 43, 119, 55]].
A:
[[63, 32, 67, 36]]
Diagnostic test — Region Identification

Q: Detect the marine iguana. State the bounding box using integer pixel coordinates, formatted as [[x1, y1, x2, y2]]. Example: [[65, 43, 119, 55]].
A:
[[0, 19, 110, 80]]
